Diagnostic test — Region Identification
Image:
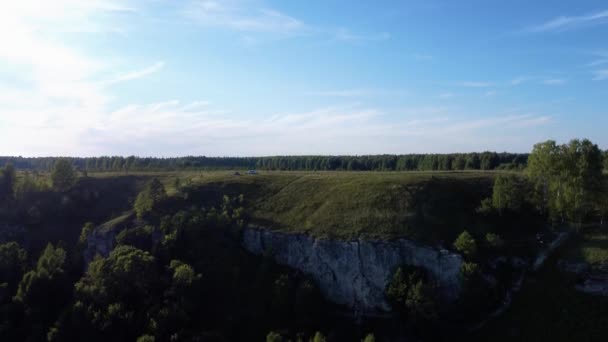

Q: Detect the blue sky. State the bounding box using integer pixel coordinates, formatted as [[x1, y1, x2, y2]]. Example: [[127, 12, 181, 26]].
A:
[[0, 0, 607, 156]]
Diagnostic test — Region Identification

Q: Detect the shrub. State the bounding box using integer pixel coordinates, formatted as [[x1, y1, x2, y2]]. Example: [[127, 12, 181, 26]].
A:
[[485, 233, 504, 248], [362, 333, 376, 342], [386, 266, 437, 320], [266, 331, 283, 342], [312, 331, 327, 342], [453, 231, 477, 257], [136, 335, 155, 342], [460, 262, 479, 281]]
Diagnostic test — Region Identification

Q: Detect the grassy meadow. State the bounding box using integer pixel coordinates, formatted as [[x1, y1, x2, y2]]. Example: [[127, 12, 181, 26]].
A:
[[79, 170, 498, 243]]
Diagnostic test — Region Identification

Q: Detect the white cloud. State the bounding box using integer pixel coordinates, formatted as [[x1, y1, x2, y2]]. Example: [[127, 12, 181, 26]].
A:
[[304, 88, 407, 98], [305, 89, 369, 97], [587, 59, 608, 67], [459, 81, 493, 88], [332, 28, 390, 42], [593, 69, 608, 80], [182, 0, 388, 44], [509, 76, 532, 86], [439, 92, 454, 99], [484, 90, 497, 97], [102, 61, 166, 86], [83, 105, 553, 155], [183, 1, 303, 34], [0, 0, 557, 156], [542, 79, 566, 85], [526, 10, 608, 33]]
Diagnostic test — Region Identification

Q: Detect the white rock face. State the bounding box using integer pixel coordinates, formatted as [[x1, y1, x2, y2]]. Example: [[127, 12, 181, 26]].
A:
[[83, 227, 117, 264], [243, 227, 463, 314]]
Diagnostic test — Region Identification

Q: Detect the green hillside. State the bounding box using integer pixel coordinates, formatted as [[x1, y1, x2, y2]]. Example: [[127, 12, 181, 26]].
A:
[[173, 171, 497, 242]]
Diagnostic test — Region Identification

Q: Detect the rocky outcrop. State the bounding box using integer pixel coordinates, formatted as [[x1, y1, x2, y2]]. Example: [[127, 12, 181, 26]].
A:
[[576, 276, 608, 296], [242, 227, 463, 314], [83, 212, 135, 264], [557, 259, 608, 296]]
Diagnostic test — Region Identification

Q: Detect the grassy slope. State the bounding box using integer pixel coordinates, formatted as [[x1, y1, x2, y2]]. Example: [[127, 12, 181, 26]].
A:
[[165, 170, 497, 242]]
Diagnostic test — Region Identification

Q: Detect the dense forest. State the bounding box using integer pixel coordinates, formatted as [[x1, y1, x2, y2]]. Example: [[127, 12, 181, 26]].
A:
[[0, 152, 533, 172], [0, 139, 607, 341]]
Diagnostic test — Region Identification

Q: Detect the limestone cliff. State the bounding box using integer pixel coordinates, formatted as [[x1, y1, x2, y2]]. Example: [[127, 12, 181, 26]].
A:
[[242, 227, 463, 314]]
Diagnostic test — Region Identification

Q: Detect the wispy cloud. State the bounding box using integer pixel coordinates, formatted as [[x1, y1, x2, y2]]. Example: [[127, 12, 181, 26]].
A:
[[439, 92, 454, 99], [484, 90, 497, 97], [305, 89, 370, 98], [80, 106, 553, 155], [593, 69, 608, 80], [332, 28, 390, 43], [459, 81, 493, 88], [542, 79, 566, 85], [182, 1, 303, 34], [525, 9, 608, 33], [103, 61, 165, 86], [182, 0, 388, 44], [509, 76, 532, 86]]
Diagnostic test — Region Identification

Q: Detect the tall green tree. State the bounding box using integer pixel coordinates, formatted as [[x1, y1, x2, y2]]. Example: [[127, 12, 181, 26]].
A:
[[14, 244, 70, 339], [491, 174, 527, 214], [527, 140, 560, 213], [51, 159, 76, 192], [134, 178, 167, 219], [0, 242, 28, 296], [0, 163, 16, 200], [73, 246, 158, 340], [386, 266, 436, 320], [528, 139, 604, 224]]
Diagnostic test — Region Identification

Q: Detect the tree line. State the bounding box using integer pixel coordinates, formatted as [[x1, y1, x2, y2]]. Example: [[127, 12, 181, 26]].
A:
[[0, 152, 532, 172]]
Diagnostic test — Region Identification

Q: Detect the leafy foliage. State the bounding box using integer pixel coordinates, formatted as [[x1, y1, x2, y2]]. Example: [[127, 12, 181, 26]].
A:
[[312, 331, 327, 342], [1, 152, 528, 172], [491, 174, 527, 214], [14, 244, 70, 339], [485, 233, 504, 248], [79, 222, 95, 244], [453, 231, 477, 257], [0, 164, 16, 201], [266, 331, 283, 342], [386, 266, 437, 320], [51, 159, 76, 192], [0, 242, 27, 295], [362, 333, 376, 342], [134, 179, 167, 219], [527, 139, 604, 224]]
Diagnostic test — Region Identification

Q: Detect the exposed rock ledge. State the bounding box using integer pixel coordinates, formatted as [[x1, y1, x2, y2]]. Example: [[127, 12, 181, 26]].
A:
[[242, 227, 463, 314]]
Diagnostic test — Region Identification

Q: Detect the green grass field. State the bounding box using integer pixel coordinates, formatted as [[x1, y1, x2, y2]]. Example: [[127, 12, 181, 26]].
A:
[[19, 169, 518, 242], [149, 170, 498, 242]]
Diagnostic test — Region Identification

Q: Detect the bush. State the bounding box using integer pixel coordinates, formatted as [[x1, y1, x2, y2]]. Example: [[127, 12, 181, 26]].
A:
[[266, 331, 283, 342], [485, 232, 504, 248], [362, 333, 376, 342], [453, 230, 477, 257], [79, 222, 95, 244], [460, 262, 479, 281], [136, 335, 155, 342], [385, 266, 437, 320], [312, 331, 327, 342], [116, 225, 155, 251]]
